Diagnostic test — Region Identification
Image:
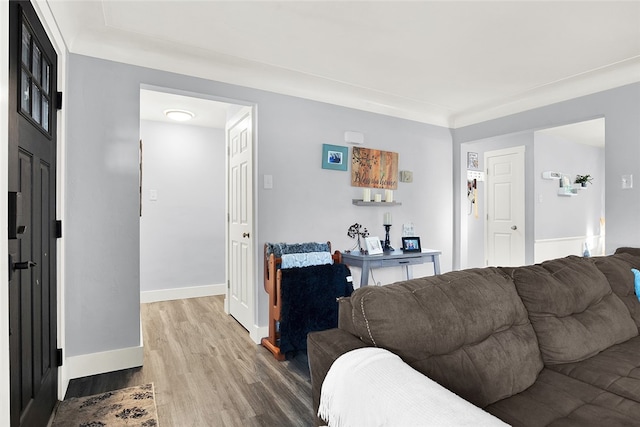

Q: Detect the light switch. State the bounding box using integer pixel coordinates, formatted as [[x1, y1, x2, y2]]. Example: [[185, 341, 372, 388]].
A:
[[622, 174, 633, 190], [149, 189, 158, 201], [264, 174, 273, 189]]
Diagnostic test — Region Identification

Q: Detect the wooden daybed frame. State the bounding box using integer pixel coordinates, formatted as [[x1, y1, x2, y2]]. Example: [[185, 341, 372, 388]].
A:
[[261, 242, 343, 361]]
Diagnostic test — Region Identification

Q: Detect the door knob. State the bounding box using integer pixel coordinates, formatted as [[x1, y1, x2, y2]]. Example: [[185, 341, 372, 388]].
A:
[[511, 225, 518, 230], [14, 261, 37, 270], [242, 232, 250, 238]]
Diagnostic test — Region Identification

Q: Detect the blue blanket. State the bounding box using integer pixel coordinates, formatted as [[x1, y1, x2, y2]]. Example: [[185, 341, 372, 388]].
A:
[[279, 263, 353, 354]]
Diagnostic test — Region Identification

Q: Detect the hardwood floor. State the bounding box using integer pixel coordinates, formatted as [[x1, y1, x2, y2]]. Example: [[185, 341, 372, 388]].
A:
[[63, 296, 314, 426]]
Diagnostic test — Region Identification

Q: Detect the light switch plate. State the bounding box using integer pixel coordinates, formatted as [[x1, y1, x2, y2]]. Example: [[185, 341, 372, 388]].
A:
[[622, 174, 633, 189], [264, 174, 273, 189]]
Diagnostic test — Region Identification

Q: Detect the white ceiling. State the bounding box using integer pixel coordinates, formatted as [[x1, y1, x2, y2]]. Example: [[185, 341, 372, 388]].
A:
[[139, 89, 230, 128], [536, 118, 606, 148], [45, 0, 640, 128]]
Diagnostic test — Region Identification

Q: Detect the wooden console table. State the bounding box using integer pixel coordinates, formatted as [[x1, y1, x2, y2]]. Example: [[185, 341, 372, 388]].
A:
[[340, 249, 442, 287]]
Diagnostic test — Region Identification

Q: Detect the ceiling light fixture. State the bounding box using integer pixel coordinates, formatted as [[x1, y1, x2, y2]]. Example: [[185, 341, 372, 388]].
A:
[[164, 109, 195, 122]]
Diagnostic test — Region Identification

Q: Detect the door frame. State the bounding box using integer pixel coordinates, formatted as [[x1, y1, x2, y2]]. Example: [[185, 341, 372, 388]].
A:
[[484, 146, 526, 267], [224, 105, 260, 343], [1, 2, 68, 422]]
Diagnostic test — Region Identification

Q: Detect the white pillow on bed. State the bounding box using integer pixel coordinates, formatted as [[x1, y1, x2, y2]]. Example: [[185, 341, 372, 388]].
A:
[[280, 252, 333, 269]]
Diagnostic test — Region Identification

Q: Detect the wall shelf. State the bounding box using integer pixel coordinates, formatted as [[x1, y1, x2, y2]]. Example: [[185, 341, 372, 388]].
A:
[[352, 199, 402, 206], [558, 188, 578, 197]]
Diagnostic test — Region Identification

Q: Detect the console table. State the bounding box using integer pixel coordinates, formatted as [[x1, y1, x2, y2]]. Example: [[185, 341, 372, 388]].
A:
[[340, 249, 442, 287]]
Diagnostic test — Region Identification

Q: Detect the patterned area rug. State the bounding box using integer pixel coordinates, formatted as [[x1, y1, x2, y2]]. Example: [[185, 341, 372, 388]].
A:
[[52, 383, 159, 427]]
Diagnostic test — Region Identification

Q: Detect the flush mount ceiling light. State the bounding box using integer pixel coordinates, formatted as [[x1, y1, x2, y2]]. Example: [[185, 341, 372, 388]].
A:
[[164, 109, 195, 122]]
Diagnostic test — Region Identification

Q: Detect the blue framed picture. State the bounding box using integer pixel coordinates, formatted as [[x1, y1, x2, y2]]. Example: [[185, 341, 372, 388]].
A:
[[322, 144, 348, 171]]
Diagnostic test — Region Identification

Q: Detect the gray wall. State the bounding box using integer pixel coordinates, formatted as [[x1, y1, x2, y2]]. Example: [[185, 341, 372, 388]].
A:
[[139, 120, 225, 292], [534, 133, 605, 240], [65, 53, 452, 357], [453, 83, 640, 268]]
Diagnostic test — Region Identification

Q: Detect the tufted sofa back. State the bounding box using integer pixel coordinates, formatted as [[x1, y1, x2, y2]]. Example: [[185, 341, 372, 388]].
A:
[[343, 267, 543, 408]]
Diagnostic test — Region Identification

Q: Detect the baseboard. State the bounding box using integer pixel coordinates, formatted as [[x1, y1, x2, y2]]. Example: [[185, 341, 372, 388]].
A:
[[65, 345, 144, 380], [140, 283, 226, 303], [251, 325, 269, 345]]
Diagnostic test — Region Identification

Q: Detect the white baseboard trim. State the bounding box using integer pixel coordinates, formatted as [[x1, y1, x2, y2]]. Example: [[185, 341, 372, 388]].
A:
[[251, 325, 269, 345], [65, 345, 144, 380], [140, 283, 226, 303]]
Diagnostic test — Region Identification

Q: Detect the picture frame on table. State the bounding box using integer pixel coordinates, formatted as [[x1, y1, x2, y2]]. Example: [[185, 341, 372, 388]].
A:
[[402, 236, 421, 252], [322, 144, 349, 171], [365, 236, 383, 255]]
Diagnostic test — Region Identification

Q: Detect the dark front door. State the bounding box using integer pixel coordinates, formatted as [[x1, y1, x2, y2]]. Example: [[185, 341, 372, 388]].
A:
[[8, 1, 58, 425]]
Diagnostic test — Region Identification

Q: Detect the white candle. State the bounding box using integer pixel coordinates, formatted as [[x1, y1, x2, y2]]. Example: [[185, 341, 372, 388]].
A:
[[363, 188, 371, 202], [385, 190, 393, 202], [383, 212, 392, 225], [374, 193, 382, 202]]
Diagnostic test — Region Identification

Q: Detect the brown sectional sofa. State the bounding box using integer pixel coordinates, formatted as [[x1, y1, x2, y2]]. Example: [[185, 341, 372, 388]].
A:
[[308, 248, 640, 426]]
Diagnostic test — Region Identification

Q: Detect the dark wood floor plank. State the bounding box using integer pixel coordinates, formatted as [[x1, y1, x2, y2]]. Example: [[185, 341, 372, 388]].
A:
[[64, 296, 314, 426]]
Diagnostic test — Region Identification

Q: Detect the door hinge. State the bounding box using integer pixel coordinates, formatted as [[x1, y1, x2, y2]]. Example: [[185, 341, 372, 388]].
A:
[[56, 92, 63, 110], [227, 280, 230, 289], [56, 348, 63, 367], [55, 220, 62, 238]]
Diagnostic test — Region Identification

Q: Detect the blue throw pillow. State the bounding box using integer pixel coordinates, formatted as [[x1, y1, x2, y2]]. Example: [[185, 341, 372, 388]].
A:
[[632, 269, 640, 302]]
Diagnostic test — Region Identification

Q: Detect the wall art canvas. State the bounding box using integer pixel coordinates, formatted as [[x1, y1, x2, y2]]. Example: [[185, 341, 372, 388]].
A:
[[351, 147, 398, 189]]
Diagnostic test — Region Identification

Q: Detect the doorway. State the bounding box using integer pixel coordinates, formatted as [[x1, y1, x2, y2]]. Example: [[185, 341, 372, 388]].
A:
[[138, 88, 256, 334]]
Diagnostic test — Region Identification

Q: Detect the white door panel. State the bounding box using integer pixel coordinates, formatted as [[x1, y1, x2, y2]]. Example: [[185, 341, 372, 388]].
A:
[[227, 108, 254, 332], [486, 146, 525, 267]]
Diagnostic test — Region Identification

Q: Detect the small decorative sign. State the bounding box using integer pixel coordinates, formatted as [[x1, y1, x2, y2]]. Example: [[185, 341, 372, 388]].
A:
[[467, 152, 479, 169], [351, 147, 398, 189]]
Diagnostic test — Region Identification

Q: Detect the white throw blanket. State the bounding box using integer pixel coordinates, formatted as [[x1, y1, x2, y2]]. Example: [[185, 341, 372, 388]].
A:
[[318, 347, 509, 427]]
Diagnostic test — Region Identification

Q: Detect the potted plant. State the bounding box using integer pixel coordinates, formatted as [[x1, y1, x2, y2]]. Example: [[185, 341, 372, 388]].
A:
[[575, 174, 593, 187]]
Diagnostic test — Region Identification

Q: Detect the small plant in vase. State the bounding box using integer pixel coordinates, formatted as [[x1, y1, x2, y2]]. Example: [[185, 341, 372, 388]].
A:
[[575, 174, 593, 188], [347, 223, 370, 253]]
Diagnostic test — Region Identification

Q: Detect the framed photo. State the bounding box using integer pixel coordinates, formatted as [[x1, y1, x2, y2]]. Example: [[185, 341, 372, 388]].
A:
[[322, 144, 348, 171], [402, 236, 421, 252], [467, 152, 479, 170], [365, 236, 383, 255]]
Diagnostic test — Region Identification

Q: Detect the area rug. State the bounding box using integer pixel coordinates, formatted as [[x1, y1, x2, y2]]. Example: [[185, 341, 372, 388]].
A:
[[52, 383, 159, 427]]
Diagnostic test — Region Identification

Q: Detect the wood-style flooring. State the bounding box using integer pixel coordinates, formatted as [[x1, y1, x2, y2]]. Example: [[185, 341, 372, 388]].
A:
[[63, 296, 314, 426]]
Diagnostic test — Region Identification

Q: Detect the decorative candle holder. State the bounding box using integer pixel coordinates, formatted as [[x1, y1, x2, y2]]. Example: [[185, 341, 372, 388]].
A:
[[383, 225, 393, 252], [383, 212, 393, 252]]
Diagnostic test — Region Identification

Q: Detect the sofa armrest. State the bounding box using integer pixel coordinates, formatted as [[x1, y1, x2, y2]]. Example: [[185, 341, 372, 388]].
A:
[[615, 247, 640, 257], [307, 328, 369, 425]]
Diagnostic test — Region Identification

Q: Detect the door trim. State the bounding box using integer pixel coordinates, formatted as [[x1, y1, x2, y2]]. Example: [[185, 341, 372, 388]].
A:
[[1, 2, 13, 424]]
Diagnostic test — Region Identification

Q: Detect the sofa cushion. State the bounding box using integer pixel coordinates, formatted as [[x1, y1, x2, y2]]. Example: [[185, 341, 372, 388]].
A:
[[486, 368, 640, 427], [347, 267, 543, 408], [593, 252, 640, 328], [503, 256, 638, 365], [548, 335, 640, 404]]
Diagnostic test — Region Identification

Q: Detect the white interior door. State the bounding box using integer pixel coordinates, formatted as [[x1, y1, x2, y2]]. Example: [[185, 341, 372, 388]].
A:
[[485, 146, 525, 267], [226, 107, 254, 332]]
